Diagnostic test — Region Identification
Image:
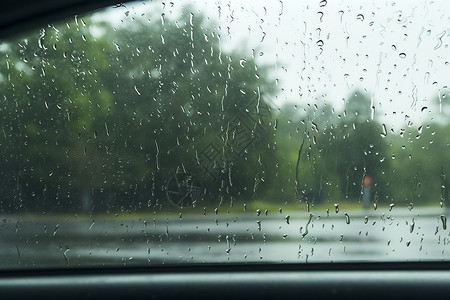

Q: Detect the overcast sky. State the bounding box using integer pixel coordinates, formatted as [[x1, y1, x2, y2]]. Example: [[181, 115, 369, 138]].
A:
[[99, 0, 450, 130]]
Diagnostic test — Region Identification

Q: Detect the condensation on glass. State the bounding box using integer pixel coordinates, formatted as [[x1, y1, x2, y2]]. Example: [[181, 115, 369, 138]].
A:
[[0, 0, 449, 269]]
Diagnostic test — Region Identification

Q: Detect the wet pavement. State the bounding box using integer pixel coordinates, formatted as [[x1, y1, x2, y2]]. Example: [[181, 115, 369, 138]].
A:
[[1, 207, 449, 269]]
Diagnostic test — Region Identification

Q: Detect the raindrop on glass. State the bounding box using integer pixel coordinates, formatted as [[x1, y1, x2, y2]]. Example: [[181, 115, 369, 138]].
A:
[[334, 203, 339, 213], [344, 213, 350, 225], [441, 215, 447, 230]]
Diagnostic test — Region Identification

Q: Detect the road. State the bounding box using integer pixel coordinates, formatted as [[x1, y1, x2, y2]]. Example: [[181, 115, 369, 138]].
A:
[[1, 207, 449, 269]]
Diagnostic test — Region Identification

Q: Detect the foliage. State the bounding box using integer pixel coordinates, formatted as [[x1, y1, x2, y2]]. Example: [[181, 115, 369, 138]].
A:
[[0, 6, 448, 214], [0, 8, 277, 213]]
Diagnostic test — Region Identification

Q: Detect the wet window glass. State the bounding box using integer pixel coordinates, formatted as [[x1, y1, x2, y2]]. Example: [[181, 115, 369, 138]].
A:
[[1, 0, 449, 269]]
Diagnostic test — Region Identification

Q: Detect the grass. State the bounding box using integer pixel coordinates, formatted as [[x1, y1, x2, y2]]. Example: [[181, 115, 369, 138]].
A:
[[3, 197, 427, 223]]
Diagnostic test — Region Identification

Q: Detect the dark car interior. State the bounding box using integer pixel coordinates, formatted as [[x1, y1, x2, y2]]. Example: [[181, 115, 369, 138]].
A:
[[1, 0, 450, 299]]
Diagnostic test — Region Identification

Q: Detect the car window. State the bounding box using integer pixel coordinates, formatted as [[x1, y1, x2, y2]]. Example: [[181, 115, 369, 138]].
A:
[[0, 0, 449, 269]]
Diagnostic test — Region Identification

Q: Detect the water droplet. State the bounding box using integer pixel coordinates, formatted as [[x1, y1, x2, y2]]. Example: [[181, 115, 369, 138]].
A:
[[301, 214, 313, 238], [282, 234, 288, 239], [410, 218, 415, 233], [63, 248, 70, 266], [53, 224, 59, 236], [317, 11, 324, 22], [389, 203, 395, 211], [399, 53, 406, 59], [38, 29, 46, 49], [406, 241, 411, 247], [356, 14, 365, 21], [319, 0, 327, 7], [113, 41, 120, 51], [316, 40, 324, 47], [311, 122, 319, 132], [88, 221, 95, 230], [256, 209, 261, 216], [214, 208, 218, 215], [243, 203, 247, 211], [189, 13, 194, 26], [334, 203, 339, 213], [391, 44, 397, 51], [364, 216, 368, 224], [344, 213, 350, 225], [285, 215, 290, 224], [381, 124, 387, 138], [256, 220, 261, 231], [239, 58, 246, 67], [134, 85, 141, 96], [441, 215, 447, 230]]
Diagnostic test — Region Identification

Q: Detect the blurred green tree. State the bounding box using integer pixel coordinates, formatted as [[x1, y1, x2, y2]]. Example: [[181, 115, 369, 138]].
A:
[[0, 6, 277, 213], [333, 91, 390, 203], [274, 90, 391, 207]]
